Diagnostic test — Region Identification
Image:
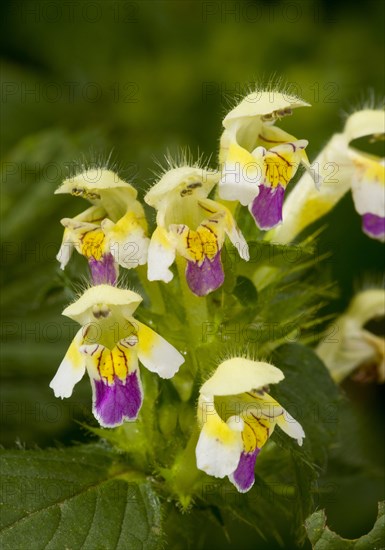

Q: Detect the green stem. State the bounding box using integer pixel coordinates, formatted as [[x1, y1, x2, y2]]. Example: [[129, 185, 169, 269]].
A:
[[136, 265, 166, 315], [175, 256, 210, 345], [168, 426, 202, 508], [175, 256, 212, 378]]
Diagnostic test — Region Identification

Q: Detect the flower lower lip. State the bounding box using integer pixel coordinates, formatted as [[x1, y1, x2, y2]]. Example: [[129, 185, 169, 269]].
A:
[[361, 213, 385, 240], [93, 370, 143, 427], [185, 252, 224, 296], [89, 253, 118, 286]]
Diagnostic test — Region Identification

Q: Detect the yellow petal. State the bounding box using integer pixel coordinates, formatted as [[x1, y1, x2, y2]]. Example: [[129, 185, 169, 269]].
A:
[[223, 91, 310, 128], [144, 166, 218, 210], [55, 169, 137, 196], [200, 358, 284, 397], [63, 285, 143, 325], [343, 109, 385, 144], [242, 415, 272, 452], [271, 133, 352, 243], [135, 320, 184, 378], [81, 336, 138, 384]]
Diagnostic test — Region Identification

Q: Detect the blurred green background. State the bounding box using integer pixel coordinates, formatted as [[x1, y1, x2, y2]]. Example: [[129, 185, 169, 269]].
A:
[[1, 0, 384, 547]]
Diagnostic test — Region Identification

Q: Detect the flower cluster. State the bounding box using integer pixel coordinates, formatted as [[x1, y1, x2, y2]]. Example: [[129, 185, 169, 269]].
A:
[[50, 88, 384, 494]]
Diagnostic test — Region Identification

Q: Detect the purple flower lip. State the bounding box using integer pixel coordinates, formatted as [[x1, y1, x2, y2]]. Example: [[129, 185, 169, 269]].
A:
[[249, 184, 285, 230], [230, 449, 260, 493], [93, 370, 143, 428], [185, 252, 224, 296], [362, 213, 385, 241], [89, 253, 118, 285]]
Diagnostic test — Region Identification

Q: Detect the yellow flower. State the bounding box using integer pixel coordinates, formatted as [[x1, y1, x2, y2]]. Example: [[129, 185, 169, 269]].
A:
[[50, 285, 184, 427], [271, 109, 385, 243], [219, 90, 312, 230], [56, 169, 149, 283], [195, 358, 304, 492], [144, 165, 249, 296]]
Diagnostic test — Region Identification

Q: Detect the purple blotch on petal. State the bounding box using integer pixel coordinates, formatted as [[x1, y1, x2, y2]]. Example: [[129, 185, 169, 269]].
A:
[[185, 251, 224, 296], [230, 449, 260, 493], [89, 253, 118, 285], [249, 184, 285, 230], [93, 370, 143, 428], [362, 213, 385, 241]]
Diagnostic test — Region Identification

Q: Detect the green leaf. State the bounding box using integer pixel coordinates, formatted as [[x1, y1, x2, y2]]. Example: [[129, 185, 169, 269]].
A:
[[264, 343, 342, 542], [272, 343, 341, 468], [232, 275, 259, 307], [305, 501, 385, 549], [0, 444, 163, 550]]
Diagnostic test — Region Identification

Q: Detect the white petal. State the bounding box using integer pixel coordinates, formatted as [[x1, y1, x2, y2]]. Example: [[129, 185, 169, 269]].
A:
[[56, 229, 74, 269], [219, 162, 260, 206], [49, 329, 86, 398], [350, 157, 385, 217], [348, 288, 385, 322], [219, 140, 264, 206], [223, 212, 250, 261], [147, 226, 176, 283], [112, 230, 149, 268], [135, 320, 184, 378], [276, 410, 305, 446], [196, 409, 244, 478], [317, 290, 385, 383], [317, 320, 376, 383], [56, 205, 108, 268], [102, 215, 150, 269], [351, 178, 385, 217], [200, 358, 284, 397]]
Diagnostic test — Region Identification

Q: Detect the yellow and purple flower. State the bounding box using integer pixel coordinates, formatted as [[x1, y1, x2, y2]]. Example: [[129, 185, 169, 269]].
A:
[[50, 285, 184, 427], [144, 165, 249, 296], [219, 91, 312, 230], [56, 169, 149, 284], [195, 358, 304, 492], [272, 109, 385, 243]]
